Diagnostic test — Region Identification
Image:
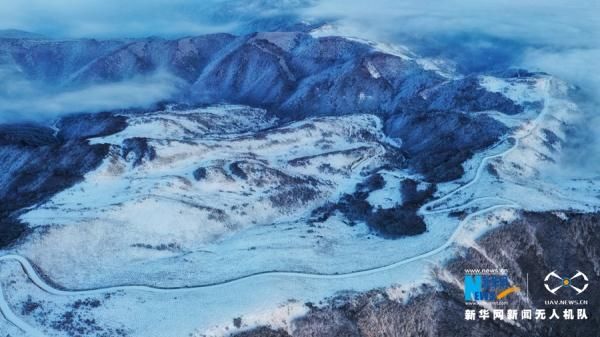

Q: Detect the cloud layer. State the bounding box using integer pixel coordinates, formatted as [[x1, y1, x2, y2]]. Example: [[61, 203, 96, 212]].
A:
[[0, 0, 311, 38], [0, 68, 181, 123]]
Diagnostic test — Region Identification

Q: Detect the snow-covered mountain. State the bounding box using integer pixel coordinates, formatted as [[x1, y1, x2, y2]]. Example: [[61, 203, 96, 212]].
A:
[[0, 29, 598, 337], [1, 31, 521, 117]]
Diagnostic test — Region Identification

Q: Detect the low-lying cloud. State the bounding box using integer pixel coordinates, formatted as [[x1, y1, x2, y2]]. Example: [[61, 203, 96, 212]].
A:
[[0, 70, 181, 123]]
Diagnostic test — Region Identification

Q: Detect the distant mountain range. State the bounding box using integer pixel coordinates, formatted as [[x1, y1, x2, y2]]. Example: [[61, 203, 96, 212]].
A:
[[1, 30, 523, 117]]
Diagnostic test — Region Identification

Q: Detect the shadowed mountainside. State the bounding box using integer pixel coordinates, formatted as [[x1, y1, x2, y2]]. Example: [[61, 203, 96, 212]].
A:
[[0, 114, 127, 247]]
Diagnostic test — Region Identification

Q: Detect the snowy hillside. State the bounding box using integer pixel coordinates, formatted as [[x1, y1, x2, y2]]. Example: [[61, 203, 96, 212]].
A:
[[0, 28, 598, 337]]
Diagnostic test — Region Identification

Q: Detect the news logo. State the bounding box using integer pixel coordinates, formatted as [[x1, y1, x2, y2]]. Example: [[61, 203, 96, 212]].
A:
[[464, 268, 520, 303]]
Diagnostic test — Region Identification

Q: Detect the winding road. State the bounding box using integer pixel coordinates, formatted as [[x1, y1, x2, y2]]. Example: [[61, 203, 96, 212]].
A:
[[0, 79, 552, 335]]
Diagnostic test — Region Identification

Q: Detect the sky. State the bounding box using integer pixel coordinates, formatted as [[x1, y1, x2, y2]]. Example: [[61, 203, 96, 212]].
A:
[[0, 0, 312, 38]]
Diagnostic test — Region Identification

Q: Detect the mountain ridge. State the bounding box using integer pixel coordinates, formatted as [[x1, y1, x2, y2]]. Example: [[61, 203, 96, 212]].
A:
[[1, 31, 524, 119]]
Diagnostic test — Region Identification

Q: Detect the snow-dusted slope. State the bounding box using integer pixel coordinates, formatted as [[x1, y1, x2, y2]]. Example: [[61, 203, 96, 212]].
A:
[[18, 106, 405, 288], [429, 75, 600, 213]]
